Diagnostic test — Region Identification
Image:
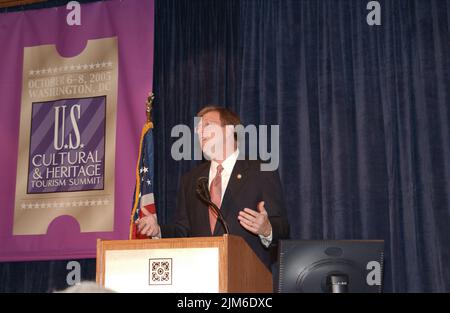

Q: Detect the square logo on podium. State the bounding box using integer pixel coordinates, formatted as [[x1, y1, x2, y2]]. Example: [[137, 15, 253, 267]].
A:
[[149, 258, 172, 285]]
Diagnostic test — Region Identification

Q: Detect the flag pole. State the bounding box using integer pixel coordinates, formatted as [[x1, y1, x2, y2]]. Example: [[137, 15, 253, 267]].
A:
[[146, 92, 154, 124]]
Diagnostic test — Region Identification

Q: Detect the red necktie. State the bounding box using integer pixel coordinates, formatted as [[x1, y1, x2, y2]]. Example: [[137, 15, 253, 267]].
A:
[[209, 164, 223, 234]]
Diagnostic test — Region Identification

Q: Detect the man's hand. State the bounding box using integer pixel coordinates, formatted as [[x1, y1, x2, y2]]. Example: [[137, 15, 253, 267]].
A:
[[135, 207, 161, 237], [238, 201, 272, 237]]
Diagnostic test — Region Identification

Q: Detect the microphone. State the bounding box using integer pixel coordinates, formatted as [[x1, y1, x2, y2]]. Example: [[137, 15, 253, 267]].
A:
[[196, 176, 230, 234]]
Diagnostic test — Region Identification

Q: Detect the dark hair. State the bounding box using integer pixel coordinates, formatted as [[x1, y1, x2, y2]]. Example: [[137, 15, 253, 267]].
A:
[[197, 105, 241, 127], [197, 105, 241, 141]]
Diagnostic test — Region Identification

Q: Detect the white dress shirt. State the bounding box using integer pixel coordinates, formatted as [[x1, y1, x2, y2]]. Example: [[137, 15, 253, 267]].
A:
[[209, 149, 272, 247]]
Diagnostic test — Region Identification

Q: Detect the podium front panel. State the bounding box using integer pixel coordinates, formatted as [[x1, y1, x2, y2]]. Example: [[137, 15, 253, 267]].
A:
[[104, 247, 219, 293]]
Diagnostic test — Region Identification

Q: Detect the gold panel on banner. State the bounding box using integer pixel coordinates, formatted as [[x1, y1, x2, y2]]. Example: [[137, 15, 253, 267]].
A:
[[14, 37, 118, 235]]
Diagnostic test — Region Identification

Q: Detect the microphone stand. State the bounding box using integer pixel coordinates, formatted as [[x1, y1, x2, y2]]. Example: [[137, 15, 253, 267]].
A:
[[196, 177, 230, 234]]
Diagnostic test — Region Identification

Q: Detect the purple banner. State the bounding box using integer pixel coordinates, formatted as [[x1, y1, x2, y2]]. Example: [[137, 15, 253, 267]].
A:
[[0, 0, 154, 261]]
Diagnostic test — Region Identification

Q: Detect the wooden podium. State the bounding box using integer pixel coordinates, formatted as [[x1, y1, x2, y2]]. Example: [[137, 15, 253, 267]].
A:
[[96, 235, 272, 293]]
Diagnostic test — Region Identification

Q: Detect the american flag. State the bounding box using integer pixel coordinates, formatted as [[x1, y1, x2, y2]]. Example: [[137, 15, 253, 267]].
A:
[[130, 123, 157, 239]]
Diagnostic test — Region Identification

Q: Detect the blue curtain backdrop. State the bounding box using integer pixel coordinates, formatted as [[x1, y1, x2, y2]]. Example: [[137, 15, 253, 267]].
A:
[[1, 0, 449, 292], [153, 0, 450, 293]]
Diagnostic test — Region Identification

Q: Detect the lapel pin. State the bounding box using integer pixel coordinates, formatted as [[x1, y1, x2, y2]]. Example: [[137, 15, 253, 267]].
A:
[[237, 174, 242, 179]]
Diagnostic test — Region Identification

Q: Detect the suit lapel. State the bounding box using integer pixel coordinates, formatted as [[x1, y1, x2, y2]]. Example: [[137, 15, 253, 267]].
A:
[[197, 162, 210, 180], [194, 162, 212, 235], [213, 159, 249, 235]]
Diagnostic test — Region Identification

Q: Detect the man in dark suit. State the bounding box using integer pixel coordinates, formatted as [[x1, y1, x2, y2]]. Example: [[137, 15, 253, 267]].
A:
[[136, 106, 289, 269]]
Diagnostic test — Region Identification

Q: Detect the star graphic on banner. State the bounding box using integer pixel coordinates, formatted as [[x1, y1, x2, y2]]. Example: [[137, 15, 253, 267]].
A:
[[29, 70, 34, 76], [146, 180, 152, 185], [143, 167, 149, 173], [83, 64, 89, 70], [89, 63, 95, 69]]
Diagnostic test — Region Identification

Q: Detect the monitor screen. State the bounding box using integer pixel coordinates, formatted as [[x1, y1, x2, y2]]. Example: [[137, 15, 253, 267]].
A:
[[277, 240, 384, 293]]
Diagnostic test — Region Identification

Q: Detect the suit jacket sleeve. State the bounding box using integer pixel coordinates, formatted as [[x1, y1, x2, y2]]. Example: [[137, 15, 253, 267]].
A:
[[160, 173, 190, 237], [261, 168, 290, 246]]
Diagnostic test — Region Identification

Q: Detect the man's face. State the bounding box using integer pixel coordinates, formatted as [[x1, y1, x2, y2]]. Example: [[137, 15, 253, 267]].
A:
[[196, 111, 235, 160]]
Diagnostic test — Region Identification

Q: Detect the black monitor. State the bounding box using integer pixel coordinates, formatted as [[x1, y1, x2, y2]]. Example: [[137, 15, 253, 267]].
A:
[[277, 240, 384, 293]]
